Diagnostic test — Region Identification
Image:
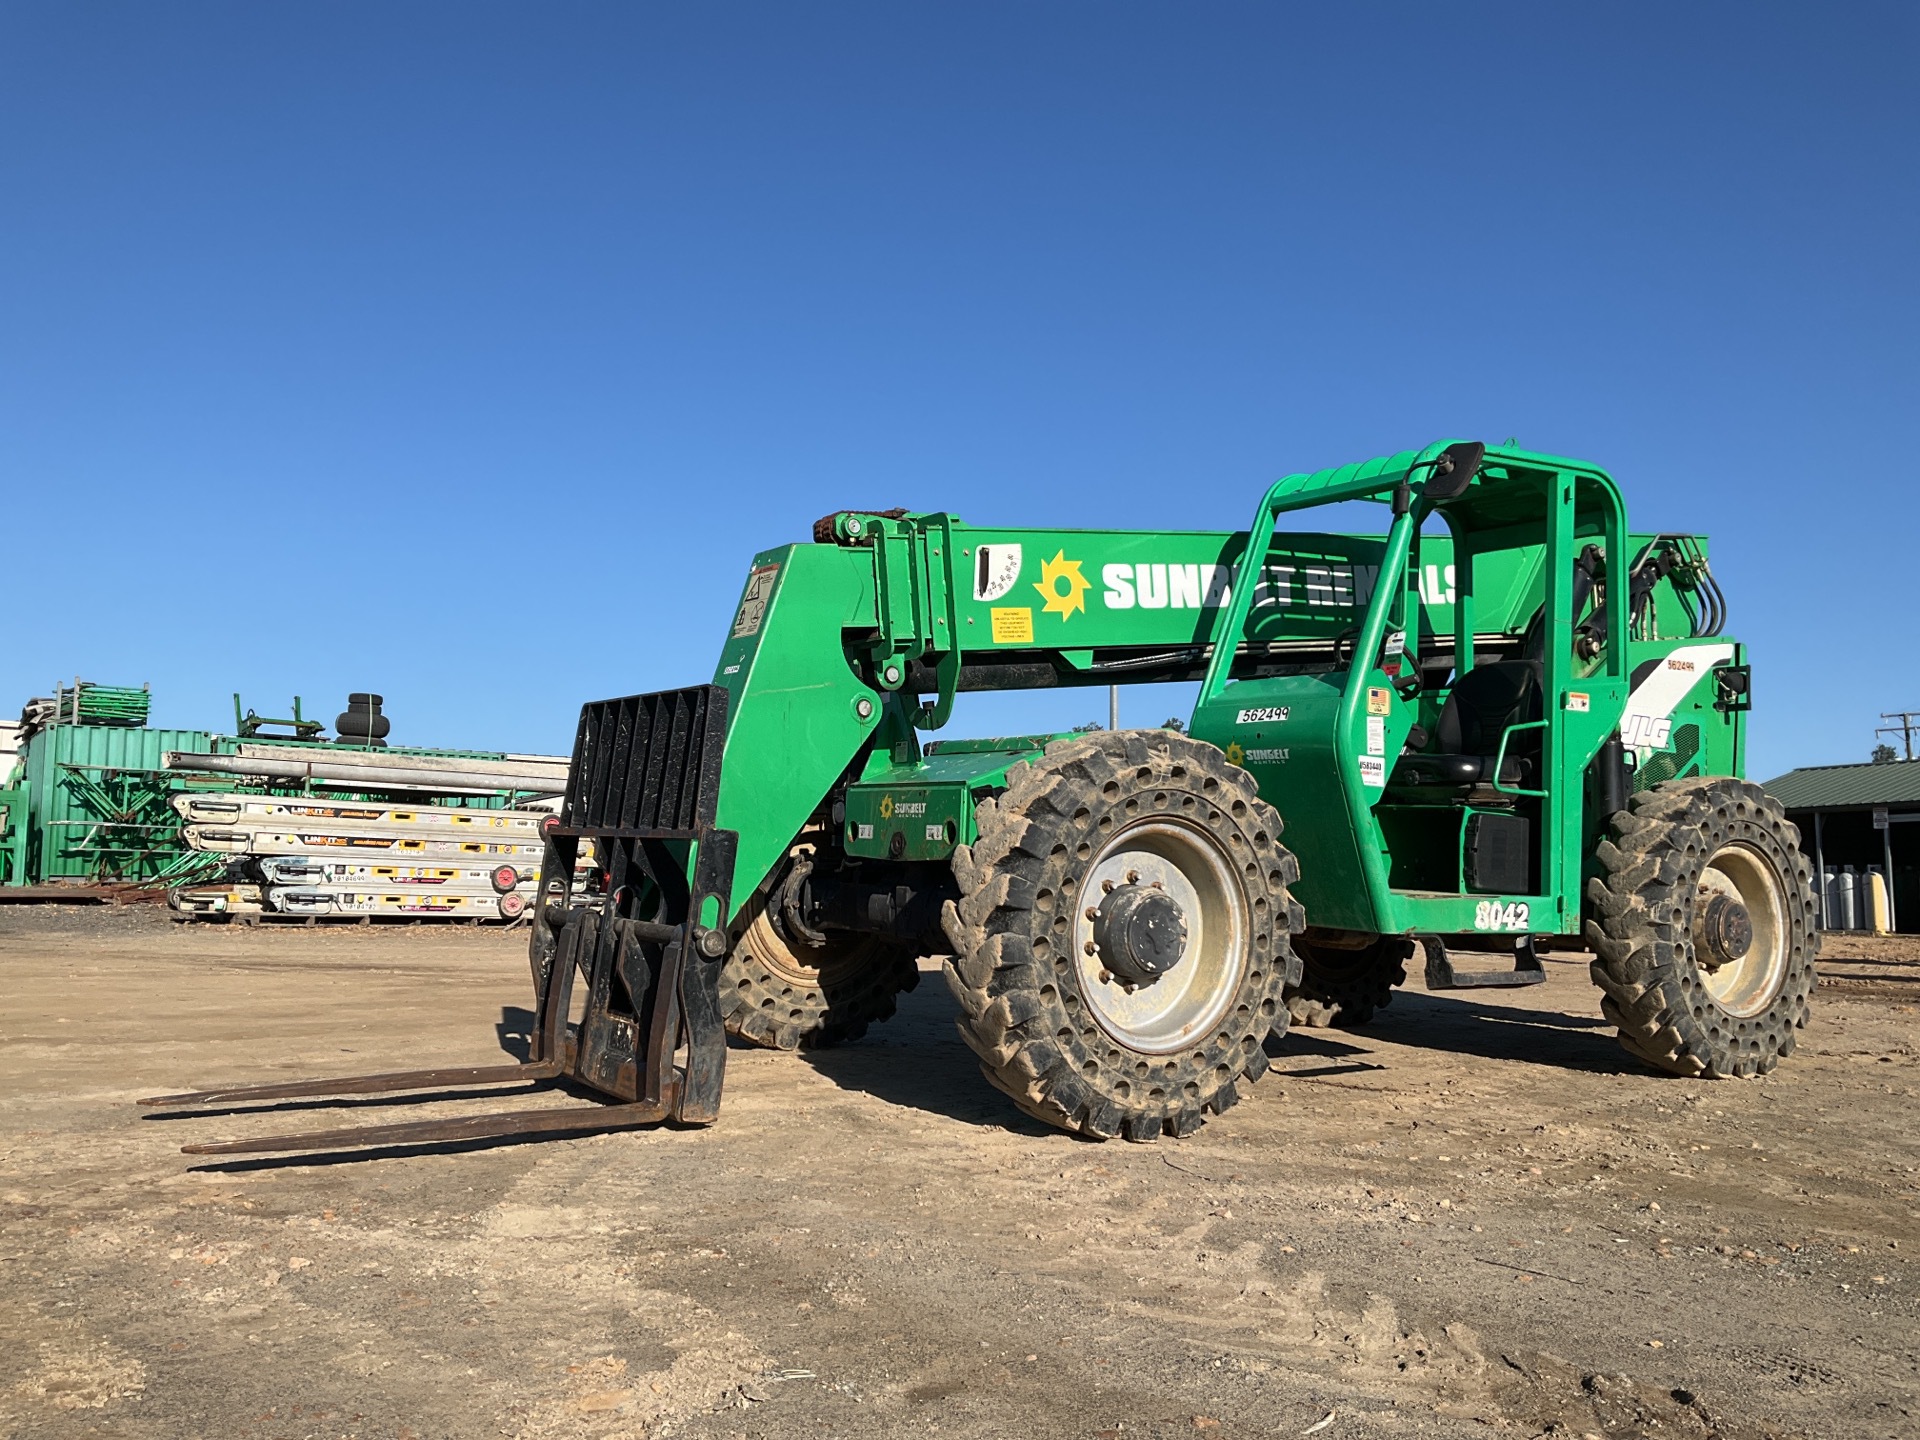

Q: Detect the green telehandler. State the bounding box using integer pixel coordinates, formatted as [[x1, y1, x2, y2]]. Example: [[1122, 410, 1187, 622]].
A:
[[149, 440, 1817, 1155]]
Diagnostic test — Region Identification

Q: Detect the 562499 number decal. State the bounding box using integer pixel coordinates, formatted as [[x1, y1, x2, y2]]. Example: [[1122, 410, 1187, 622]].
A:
[[1474, 900, 1530, 932]]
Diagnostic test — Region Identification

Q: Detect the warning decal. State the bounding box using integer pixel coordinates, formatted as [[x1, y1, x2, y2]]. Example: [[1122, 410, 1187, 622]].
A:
[[991, 607, 1035, 644], [732, 564, 780, 638]]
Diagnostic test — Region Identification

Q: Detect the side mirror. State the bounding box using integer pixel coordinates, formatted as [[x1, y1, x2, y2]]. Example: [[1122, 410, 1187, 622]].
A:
[[1422, 441, 1485, 502], [1714, 664, 1752, 714]]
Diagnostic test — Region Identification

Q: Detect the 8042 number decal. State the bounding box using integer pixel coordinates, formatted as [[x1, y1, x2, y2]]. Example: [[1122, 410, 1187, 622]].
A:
[[1474, 900, 1530, 933]]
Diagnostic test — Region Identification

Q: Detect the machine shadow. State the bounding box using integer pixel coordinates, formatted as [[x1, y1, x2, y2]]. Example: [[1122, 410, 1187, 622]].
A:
[[813, 962, 1650, 1127], [186, 1111, 700, 1175], [799, 969, 1060, 1136], [802, 961, 1654, 1124], [497, 1006, 535, 1062], [483, 964, 1648, 1139], [507, 996, 1051, 1135], [1351, 980, 1645, 1075], [156, 1008, 652, 1169], [141, 1082, 555, 1124], [510, 989, 1057, 1135], [1261, 1027, 1392, 1079]]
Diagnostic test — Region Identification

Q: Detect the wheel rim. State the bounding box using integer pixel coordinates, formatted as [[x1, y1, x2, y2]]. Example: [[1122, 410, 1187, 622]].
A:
[[1694, 842, 1789, 1017], [1071, 819, 1248, 1054], [740, 904, 879, 990]]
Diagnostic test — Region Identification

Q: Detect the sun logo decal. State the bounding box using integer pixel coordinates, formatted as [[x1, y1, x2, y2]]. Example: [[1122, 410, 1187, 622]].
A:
[[879, 795, 895, 819], [1224, 741, 1246, 767], [1033, 550, 1091, 619]]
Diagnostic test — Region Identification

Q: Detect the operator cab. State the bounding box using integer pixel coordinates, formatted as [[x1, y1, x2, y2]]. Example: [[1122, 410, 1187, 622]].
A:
[[1189, 441, 1632, 944], [1380, 452, 1631, 910]]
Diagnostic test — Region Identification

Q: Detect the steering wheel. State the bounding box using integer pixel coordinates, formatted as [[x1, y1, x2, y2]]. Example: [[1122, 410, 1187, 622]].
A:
[[1334, 624, 1423, 700]]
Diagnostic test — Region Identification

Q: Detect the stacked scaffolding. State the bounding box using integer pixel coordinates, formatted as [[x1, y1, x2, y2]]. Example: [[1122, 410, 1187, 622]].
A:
[[162, 745, 578, 923], [18, 681, 152, 735], [167, 794, 561, 920]]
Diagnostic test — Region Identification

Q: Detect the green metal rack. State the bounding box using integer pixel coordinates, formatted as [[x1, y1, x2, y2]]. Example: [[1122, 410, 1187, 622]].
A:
[[0, 787, 26, 886]]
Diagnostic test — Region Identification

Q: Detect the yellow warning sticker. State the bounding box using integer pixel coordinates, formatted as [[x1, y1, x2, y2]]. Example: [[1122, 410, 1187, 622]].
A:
[[990, 607, 1034, 644]]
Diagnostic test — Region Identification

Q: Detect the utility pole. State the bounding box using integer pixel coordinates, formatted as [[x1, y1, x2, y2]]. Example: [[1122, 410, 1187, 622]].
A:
[[1877, 711, 1920, 762]]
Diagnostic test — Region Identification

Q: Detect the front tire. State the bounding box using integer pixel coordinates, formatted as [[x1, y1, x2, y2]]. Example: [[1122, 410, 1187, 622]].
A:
[[1585, 777, 1817, 1078], [941, 731, 1303, 1141]]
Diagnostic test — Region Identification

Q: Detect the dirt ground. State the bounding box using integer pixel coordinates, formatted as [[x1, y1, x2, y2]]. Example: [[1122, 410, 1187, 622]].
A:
[[2, 908, 1915, 1440]]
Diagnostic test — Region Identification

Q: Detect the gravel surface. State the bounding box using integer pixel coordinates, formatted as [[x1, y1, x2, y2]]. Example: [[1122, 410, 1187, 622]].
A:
[[2, 909, 1915, 1438]]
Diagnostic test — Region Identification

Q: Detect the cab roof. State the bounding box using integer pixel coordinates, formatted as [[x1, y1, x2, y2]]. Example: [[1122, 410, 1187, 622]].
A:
[[1261, 440, 1624, 535]]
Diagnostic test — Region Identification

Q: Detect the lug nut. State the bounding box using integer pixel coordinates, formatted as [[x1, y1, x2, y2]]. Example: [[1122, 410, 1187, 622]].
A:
[[1084, 940, 1097, 955], [1125, 870, 1140, 884], [1101, 879, 1115, 893], [1085, 907, 1099, 921], [1098, 969, 1113, 984]]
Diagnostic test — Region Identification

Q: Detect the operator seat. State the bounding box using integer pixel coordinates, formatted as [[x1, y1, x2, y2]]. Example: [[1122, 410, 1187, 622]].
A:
[[1389, 659, 1543, 790]]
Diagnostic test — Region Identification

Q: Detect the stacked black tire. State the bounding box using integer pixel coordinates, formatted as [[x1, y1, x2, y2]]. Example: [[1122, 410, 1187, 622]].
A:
[[335, 692, 390, 747]]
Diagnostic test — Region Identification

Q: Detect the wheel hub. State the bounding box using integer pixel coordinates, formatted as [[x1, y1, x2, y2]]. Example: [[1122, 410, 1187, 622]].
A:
[[1091, 881, 1188, 985], [1695, 892, 1754, 969], [1691, 842, 1790, 1017], [1070, 820, 1249, 1054]]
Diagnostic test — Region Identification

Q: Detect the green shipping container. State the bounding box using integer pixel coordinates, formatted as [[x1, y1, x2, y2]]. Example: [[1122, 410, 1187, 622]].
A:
[[21, 726, 215, 883]]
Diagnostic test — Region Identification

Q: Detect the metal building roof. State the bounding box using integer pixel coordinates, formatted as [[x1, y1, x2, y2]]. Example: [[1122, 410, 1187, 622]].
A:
[[1763, 762, 1920, 811]]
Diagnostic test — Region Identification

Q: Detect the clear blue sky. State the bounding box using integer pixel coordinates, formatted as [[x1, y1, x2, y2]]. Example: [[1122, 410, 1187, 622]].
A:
[[2, 3, 1913, 779]]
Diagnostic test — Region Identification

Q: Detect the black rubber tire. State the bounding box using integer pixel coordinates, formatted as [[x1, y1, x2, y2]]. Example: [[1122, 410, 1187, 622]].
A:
[[1585, 776, 1817, 1078], [1286, 934, 1412, 1028], [334, 712, 392, 739], [941, 730, 1304, 1141], [720, 868, 921, 1051], [345, 693, 385, 708]]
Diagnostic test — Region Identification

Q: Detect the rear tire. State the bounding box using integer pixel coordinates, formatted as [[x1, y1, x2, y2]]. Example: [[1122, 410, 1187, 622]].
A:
[[941, 731, 1303, 1141], [1585, 777, 1817, 1078], [1286, 934, 1411, 1028], [721, 857, 920, 1051]]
